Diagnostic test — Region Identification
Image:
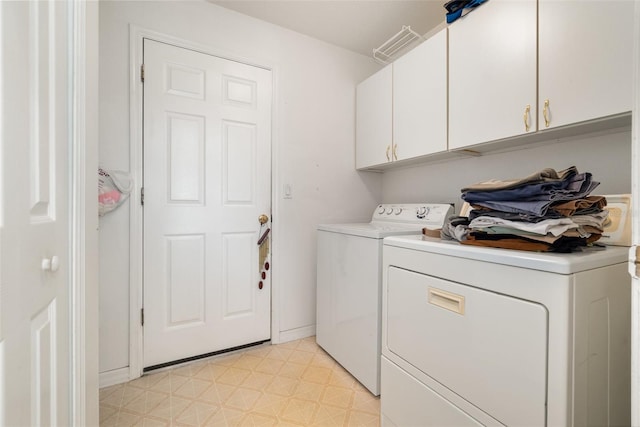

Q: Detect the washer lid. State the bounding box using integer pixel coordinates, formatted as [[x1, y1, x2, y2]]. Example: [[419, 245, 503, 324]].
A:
[[317, 222, 425, 239], [384, 235, 629, 274]]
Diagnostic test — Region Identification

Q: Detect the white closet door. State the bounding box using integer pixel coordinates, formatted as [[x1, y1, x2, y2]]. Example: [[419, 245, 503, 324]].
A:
[[1, 1, 73, 424]]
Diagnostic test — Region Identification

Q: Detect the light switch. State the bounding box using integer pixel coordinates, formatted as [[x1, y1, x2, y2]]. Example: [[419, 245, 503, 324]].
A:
[[283, 183, 293, 199]]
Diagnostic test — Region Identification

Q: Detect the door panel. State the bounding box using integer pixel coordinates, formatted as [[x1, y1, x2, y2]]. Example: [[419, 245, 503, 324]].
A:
[[222, 232, 255, 317], [28, 0, 55, 221], [166, 63, 205, 99], [166, 235, 205, 327], [1, 1, 71, 424], [223, 121, 256, 204], [143, 39, 272, 368], [167, 113, 205, 204], [31, 301, 57, 426], [223, 75, 257, 107]]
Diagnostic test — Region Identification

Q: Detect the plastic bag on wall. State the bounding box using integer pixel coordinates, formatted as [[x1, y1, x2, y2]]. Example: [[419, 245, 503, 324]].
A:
[[98, 168, 133, 216]]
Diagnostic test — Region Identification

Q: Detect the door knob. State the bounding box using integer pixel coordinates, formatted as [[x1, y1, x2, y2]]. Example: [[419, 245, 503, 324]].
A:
[[258, 214, 269, 224], [41, 256, 60, 272]]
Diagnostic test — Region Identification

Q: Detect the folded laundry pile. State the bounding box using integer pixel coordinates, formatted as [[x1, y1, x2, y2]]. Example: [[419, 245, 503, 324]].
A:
[[442, 166, 609, 252]]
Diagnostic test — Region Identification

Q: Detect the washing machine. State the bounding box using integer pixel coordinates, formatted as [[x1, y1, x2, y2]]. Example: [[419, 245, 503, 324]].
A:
[[381, 235, 630, 426], [316, 203, 454, 395]]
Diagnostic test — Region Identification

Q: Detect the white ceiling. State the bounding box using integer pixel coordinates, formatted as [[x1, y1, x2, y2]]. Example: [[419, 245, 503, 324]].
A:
[[209, 0, 446, 58]]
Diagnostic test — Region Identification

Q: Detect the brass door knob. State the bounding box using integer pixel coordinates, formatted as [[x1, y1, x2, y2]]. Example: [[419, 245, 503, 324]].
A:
[[258, 214, 269, 224]]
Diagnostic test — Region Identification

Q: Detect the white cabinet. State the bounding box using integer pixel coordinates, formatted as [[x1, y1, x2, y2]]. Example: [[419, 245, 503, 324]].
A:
[[393, 28, 448, 160], [358, 0, 633, 166], [356, 28, 447, 170], [355, 65, 392, 169], [449, 0, 632, 150], [449, 0, 537, 150], [538, 0, 633, 130]]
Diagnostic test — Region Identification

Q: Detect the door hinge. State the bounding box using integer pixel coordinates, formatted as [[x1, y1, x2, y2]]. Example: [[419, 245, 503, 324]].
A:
[[141, 308, 144, 326], [141, 187, 144, 206], [141, 64, 145, 82]]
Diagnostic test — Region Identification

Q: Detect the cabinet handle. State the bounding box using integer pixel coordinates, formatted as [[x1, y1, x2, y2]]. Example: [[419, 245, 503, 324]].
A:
[[428, 287, 465, 315], [386, 145, 391, 161], [523, 104, 531, 132], [543, 99, 550, 128], [392, 144, 398, 161]]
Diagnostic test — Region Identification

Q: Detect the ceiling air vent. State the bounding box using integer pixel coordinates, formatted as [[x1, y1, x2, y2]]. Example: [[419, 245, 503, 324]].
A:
[[372, 25, 424, 64]]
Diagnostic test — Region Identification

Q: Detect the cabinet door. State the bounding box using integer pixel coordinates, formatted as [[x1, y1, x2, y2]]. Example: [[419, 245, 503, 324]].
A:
[[538, 0, 633, 130], [356, 65, 392, 169], [393, 28, 448, 160], [449, 0, 537, 150]]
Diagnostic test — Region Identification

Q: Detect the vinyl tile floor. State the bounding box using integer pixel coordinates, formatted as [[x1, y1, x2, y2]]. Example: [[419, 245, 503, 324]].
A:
[[99, 337, 380, 426]]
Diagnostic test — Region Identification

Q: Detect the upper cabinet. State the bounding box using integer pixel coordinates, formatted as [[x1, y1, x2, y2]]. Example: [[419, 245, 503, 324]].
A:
[[355, 0, 634, 168], [393, 29, 448, 160], [448, 0, 537, 150], [538, 0, 633, 130], [356, 28, 448, 170], [356, 65, 392, 169]]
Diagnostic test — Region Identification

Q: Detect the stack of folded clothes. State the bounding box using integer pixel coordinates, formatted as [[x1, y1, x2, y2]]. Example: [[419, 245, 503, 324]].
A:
[[443, 166, 609, 253]]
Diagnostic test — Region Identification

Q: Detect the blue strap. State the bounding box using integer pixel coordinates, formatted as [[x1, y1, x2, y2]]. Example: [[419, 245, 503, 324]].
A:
[[446, 0, 488, 24], [446, 8, 463, 23]]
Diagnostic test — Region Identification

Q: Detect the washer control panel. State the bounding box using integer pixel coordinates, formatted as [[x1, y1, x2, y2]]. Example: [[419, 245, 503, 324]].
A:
[[371, 203, 454, 227]]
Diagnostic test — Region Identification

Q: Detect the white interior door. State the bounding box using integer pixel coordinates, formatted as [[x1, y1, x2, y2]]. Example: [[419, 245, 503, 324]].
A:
[[143, 39, 272, 369], [1, 1, 72, 425]]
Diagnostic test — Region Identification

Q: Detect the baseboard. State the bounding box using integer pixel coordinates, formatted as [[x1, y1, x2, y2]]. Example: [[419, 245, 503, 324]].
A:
[[275, 325, 316, 344], [99, 367, 130, 388]]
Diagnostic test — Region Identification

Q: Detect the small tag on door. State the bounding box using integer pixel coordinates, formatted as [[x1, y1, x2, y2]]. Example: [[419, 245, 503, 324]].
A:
[[259, 235, 270, 271], [257, 227, 271, 277]]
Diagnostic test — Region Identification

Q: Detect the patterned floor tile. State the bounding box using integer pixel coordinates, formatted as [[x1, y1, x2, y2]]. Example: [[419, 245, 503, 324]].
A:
[[264, 376, 300, 398], [217, 367, 252, 387], [277, 361, 307, 380], [173, 378, 212, 399], [278, 398, 318, 425], [240, 371, 275, 391], [99, 337, 380, 426], [301, 366, 332, 385], [311, 405, 348, 426], [123, 390, 169, 415], [223, 387, 262, 411], [320, 386, 354, 409]]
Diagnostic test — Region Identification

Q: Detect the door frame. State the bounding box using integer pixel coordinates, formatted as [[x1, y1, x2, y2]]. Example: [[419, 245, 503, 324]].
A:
[[631, 0, 640, 423], [71, 2, 89, 422], [128, 26, 281, 380], [70, 1, 100, 423]]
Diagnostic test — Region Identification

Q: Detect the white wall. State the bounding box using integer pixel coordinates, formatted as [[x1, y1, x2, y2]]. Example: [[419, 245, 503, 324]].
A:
[[98, 0, 382, 374], [382, 129, 632, 211]]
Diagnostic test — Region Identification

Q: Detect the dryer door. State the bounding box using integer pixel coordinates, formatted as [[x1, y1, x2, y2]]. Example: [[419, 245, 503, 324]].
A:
[[386, 266, 548, 426]]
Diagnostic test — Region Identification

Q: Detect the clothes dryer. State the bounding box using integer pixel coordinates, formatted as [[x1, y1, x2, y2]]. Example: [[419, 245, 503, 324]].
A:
[[381, 235, 630, 426]]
